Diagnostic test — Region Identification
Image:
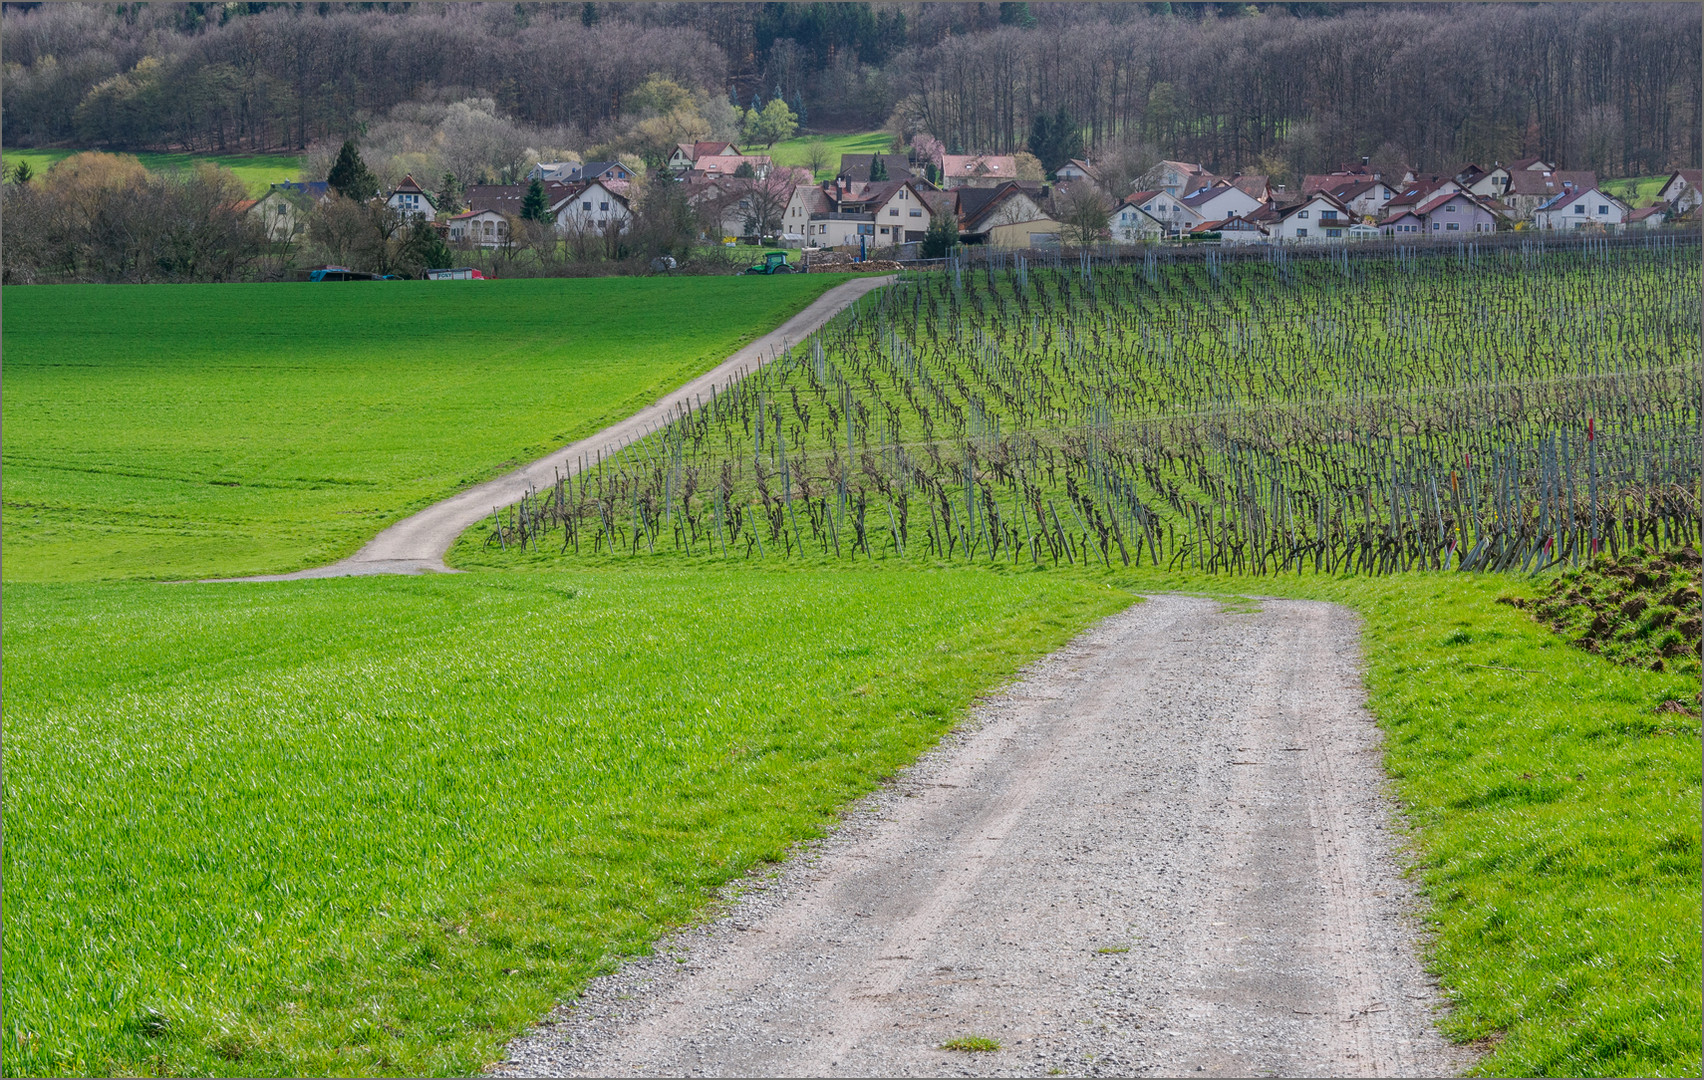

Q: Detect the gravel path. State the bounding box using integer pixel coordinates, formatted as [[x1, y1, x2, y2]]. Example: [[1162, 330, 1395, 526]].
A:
[[216, 275, 895, 581], [494, 594, 1469, 1078]]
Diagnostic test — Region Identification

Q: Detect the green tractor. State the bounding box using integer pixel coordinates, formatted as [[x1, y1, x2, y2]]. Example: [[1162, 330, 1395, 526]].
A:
[[744, 250, 798, 275]]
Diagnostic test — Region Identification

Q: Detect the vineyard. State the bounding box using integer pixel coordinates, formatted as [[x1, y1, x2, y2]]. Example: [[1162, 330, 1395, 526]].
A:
[[487, 236, 1700, 578]]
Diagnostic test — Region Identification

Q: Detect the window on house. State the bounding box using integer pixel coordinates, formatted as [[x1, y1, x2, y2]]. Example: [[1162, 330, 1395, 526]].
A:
[[1295, 228, 1308, 237], [1321, 210, 1337, 220], [858, 224, 874, 235], [910, 209, 922, 217], [583, 201, 592, 211], [1446, 222, 1459, 231], [890, 208, 899, 216], [600, 202, 609, 211], [1575, 204, 1585, 214], [1327, 228, 1341, 237], [1446, 204, 1456, 211], [1598, 204, 1608, 214], [1297, 210, 1309, 219]]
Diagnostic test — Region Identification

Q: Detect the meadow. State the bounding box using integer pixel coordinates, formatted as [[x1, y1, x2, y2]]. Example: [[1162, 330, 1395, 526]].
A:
[[757, 129, 892, 180], [3, 566, 1129, 1077], [1, 148, 304, 196], [4, 243, 1699, 1079], [1, 274, 845, 582]]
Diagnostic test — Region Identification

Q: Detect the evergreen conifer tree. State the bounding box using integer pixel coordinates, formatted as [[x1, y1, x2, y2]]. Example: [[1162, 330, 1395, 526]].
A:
[[520, 178, 550, 222], [869, 156, 889, 182], [326, 141, 377, 202]]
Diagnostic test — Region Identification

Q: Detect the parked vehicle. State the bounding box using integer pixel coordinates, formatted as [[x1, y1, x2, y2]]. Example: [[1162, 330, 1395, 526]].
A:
[[744, 251, 797, 274], [424, 267, 487, 280]]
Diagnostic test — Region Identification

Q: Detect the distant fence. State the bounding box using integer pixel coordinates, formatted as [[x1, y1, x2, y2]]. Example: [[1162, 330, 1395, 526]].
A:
[[896, 226, 1701, 273]]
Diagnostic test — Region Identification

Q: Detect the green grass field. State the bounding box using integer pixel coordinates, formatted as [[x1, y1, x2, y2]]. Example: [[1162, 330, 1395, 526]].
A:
[[3, 566, 1129, 1077], [3, 256, 1698, 1079], [1, 148, 305, 197], [1, 276, 845, 582], [753, 130, 892, 180]]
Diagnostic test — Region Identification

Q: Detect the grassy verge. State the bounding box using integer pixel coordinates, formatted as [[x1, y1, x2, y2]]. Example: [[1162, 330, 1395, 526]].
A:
[[1115, 565, 1701, 1077], [1, 148, 304, 196], [1, 275, 847, 582], [1, 565, 1130, 1077]]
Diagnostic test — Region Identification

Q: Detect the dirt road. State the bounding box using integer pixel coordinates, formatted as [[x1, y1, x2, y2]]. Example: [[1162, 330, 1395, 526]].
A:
[[495, 594, 1468, 1078], [221, 274, 895, 581]]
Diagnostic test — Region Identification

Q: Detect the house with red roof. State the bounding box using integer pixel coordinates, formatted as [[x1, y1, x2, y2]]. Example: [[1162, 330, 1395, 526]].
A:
[[668, 141, 740, 171], [941, 154, 1018, 190]]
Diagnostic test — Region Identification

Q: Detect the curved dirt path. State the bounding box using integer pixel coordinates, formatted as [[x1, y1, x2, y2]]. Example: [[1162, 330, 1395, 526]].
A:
[[220, 274, 895, 581], [494, 594, 1470, 1078]]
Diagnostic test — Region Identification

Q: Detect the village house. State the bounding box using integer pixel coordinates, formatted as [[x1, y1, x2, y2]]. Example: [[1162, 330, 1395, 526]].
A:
[[667, 141, 740, 171], [248, 181, 328, 242], [1264, 191, 1357, 242], [692, 154, 772, 180], [1110, 199, 1166, 243], [1181, 181, 1261, 223], [552, 180, 632, 234], [781, 183, 827, 244], [954, 181, 1060, 246], [1215, 174, 1272, 202], [940, 154, 1017, 189], [836, 154, 913, 188], [1656, 170, 1702, 214], [1409, 188, 1500, 234], [1193, 214, 1269, 245], [1053, 158, 1097, 184], [1501, 169, 1596, 219], [385, 174, 435, 221], [1124, 189, 1201, 235], [1316, 177, 1397, 218], [465, 182, 573, 217], [1533, 185, 1629, 231], [1141, 160, 1214, 197], [527, 161, 580, 182], [1627, 203, 1672, 229], [445, 208, 510, 246]]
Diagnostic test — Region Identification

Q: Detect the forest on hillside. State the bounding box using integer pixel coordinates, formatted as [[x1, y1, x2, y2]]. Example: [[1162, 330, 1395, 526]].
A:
[[1, 2, 1698, 179]]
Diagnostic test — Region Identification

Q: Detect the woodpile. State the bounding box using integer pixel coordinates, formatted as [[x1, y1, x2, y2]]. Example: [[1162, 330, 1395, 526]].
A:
[[805, 251, 906, 273]]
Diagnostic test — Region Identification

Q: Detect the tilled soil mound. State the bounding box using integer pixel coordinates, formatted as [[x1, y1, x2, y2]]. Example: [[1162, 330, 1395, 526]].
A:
[[1501, 544, 1701, 676]]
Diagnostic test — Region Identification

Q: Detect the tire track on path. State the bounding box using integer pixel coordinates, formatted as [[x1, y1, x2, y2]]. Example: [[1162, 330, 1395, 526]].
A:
[[212, 274, 895, 582], [494, 594, 1470, 1078]]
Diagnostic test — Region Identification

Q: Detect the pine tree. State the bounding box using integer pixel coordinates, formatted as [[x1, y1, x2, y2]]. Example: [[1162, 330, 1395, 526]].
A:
[[793, 90, 808, 129], [326, 141, 377, 202], [437, 172, 463, 215], [920, 211, 959, 259], [869, 156, 889, 182], [520, 178, 550, 222], [580, 2, 598, 27]]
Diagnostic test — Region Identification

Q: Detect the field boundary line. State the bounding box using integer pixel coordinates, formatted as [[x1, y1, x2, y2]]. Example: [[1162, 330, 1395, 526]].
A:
[[208, 274, 895, 582]]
